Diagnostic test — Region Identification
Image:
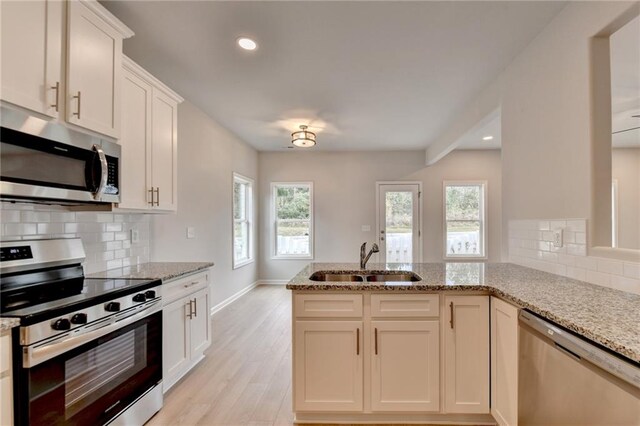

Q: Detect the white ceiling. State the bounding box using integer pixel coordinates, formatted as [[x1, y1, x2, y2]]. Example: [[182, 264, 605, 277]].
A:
[[102, 1, 565, 151], [610, 15, 640, 149]]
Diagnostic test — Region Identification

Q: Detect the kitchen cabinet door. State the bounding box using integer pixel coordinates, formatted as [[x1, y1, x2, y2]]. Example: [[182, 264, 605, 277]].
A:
[[444, 295, 490, 413], [371, 320, 440, 412], [119, 66, 152, 210], [150, 88, 178, 211], [491, 297, 519, 426], [1, 0, 63, 118], [67, 0, 123, 137], [163, 297, 191, 391], [189, 287, 211, 358], [294, 320, 363, 412]]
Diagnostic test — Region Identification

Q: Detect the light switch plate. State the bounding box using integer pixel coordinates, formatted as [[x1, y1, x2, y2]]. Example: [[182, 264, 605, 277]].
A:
[[187, 227, 196, 239], [553, 228, 563, 248], [130, 229, 139, 244], [361, 225, 371, 232]]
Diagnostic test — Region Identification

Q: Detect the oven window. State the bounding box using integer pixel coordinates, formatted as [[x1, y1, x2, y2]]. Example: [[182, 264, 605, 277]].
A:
[[21, 311, 161, 426], [65, 328, 147, 419]]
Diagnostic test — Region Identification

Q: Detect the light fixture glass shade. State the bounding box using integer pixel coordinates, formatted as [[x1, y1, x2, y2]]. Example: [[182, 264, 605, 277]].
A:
[[291, 125, 316, 147]]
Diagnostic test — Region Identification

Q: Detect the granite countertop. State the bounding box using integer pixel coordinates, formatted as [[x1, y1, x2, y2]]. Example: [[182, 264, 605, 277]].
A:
[[286, 262, 640, 363], [0, 317, 21, 332], [88, 262, 214, 282]]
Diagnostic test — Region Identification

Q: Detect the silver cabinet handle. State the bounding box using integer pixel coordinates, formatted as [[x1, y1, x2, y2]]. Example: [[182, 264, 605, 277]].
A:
[[155, 187, 160, 206], [183, 281, 199, 289], [192, 298, 197, 318], [356, 328, 360, 355], [72, 91, 81, 118], [148, 188, 155, 206], [449, 302, 454, 329], [51, 82, 60, 112], [186, 300, 193, 319]]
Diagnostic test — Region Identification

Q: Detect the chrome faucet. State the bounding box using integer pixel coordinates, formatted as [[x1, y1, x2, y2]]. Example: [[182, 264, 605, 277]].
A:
[[360, 242, 379, 269]]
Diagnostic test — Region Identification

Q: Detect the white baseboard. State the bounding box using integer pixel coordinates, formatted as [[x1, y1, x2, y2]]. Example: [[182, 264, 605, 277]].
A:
[[209, 281, 258, 316], [257, 279, 288, 285]]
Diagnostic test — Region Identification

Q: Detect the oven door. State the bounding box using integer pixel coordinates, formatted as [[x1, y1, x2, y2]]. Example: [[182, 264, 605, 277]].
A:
[[0, 126, 120, 204], [15, 309, 162, 426]]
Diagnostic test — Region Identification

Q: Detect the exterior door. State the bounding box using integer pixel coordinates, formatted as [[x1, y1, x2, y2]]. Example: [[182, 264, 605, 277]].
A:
[[377, 183, 421, 263], [371, 320, 440, 412]]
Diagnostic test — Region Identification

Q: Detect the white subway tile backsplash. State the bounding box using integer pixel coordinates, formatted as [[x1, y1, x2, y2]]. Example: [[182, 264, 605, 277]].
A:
[[1, 203, 150, 274], [508, 217, 640, 295]]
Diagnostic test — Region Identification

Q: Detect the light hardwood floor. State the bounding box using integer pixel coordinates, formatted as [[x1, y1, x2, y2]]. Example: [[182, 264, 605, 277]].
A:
[[149, 285, 294, 426]]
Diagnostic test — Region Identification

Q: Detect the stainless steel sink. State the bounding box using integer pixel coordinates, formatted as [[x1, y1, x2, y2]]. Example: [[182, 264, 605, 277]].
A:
[[365, 272, 421, 282], [308, 271, 421, 282], [308, 272, 364, 282]]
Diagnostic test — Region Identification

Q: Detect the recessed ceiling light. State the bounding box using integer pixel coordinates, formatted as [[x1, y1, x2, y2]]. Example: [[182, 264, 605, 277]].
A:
[[482, 136, 494, 141], [237, 37, 257, 51]]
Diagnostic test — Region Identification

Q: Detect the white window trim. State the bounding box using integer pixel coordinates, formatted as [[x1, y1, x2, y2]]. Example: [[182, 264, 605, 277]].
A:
[[233, 172, 255, 269], [442, 180, 488, 260], [271, 182, 314, 260]]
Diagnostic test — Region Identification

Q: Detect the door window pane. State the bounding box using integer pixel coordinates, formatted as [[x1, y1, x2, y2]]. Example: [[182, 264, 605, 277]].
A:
[[273, 183, 313, 258], [385, 191, 413, 263]]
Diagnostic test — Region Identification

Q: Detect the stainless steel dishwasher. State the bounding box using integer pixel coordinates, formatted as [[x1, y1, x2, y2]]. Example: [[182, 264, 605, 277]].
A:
[[518, 310, 640, 425]]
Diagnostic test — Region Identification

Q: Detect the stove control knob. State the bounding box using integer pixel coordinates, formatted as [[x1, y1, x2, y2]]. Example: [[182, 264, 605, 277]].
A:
[[144, 290, 156, 299], [105, 302, 121, 312], [70, 313, 87, 324], [52, 318, 71, 330], [132, 293, 146, 303]]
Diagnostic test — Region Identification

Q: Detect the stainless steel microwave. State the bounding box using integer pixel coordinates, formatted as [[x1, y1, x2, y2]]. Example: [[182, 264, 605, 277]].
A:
[[0, 106, 120, 204]]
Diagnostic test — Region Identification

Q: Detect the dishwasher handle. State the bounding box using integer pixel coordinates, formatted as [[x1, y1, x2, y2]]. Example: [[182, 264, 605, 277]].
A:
[[519, 310, 640, 389]]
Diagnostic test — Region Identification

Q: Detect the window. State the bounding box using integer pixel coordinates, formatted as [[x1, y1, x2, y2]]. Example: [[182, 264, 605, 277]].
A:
[[233, 173, 254, 268], [272, 182, 313, 259], [444, 181, 486, 259]]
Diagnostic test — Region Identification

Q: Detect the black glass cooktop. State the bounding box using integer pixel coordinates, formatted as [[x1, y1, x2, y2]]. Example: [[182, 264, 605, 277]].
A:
[[1, 274, 160, 326]]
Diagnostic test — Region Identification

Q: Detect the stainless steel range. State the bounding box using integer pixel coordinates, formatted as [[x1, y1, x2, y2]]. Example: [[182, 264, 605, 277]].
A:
[[0, 238, 163, 426]]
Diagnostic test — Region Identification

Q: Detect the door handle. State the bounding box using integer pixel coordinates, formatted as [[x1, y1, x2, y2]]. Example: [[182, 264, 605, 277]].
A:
[[92, 145, 108, 200]]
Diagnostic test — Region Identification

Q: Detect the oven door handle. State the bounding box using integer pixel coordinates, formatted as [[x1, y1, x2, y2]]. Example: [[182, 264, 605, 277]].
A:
[[92, 144, 108, 200], [23, 301, 161, 368]]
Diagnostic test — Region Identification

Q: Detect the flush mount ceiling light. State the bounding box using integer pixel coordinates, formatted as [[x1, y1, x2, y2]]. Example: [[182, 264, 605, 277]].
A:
[[291, 125, 316, 148], [237, 37, 257, 51], [482, 135, 494, 141]]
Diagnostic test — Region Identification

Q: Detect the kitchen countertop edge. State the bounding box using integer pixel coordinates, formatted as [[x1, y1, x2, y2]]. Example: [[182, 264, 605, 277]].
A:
[[87, 262, 214, 281]]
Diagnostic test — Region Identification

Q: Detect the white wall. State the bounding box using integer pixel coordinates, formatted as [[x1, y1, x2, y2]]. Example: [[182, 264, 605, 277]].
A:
[[150, 101, 259, 307], [613, 148, 640, 250], [259, 149, 502, 280]]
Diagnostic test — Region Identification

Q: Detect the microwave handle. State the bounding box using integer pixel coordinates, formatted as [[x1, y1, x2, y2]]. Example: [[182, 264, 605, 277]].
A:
[[92, 144, 108, 200]]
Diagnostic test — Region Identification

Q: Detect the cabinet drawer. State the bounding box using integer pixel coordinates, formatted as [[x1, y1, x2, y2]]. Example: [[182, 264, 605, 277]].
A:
[[163, 271, 209, 305], [0, 333, 10, 375], [371, 294, 439, 318], [295, 294, 363, 318]]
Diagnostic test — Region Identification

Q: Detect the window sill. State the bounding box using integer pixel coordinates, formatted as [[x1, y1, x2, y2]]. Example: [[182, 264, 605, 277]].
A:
[[443, 256, 488, 261], [233, 258, 255, 270], [272, 255, 314, 261]]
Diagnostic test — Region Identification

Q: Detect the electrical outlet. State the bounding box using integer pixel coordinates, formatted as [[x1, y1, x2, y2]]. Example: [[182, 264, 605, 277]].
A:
[[130, 229, 139, 244], [553, 228, 563, 248], [187, 227, 196, 239]]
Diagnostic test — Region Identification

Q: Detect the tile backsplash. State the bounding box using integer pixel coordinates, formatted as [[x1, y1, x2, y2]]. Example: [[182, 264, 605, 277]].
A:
[[1, 202, 149, 274], [509, 218, 640, 295]]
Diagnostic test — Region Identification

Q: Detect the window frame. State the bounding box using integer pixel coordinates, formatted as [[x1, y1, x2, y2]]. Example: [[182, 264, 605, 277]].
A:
[[271, 181, 314, 260], [232, 172, 255, 269], [442, 180, 488, 260]]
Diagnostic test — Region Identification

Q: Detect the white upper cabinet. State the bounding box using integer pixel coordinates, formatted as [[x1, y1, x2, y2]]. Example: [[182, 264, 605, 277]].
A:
[[66, 0, 132, 138], [118, 57, 183, 212], [1, 0, 63, 118], [1, 0, 132, 138], [444, 295, 490, 414]]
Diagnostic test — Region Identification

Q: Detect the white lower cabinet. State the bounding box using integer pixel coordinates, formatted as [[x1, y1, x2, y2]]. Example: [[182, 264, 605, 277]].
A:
[[0, 331, 13, 426], [162, 271, 211, 392], [491, 297, 519, 426], [371, 320, 440, 412], [444, 295, 490, 414], [294, 320, 363, 412]]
